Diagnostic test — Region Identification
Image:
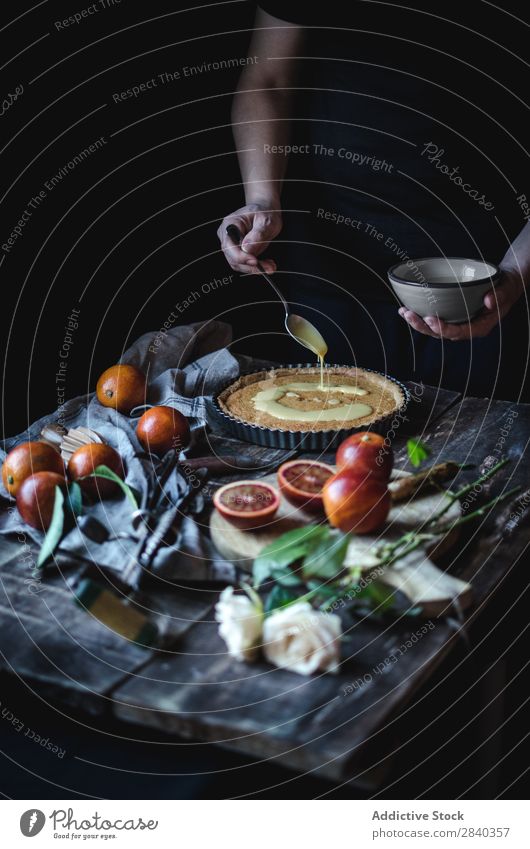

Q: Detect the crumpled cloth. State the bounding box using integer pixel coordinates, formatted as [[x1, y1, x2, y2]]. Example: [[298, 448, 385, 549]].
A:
[[0, 320, 240, 583]]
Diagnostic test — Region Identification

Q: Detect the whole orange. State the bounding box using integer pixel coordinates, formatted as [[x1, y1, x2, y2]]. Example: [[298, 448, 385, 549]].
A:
[[68, 443, 124, 499], [336, 431, 393, 481], [96, 364, 146, 414], [2, 441, 64, 497], [323, 470, 390, 534], [17, 471, 67, 530], [136, 405, 190, 456]]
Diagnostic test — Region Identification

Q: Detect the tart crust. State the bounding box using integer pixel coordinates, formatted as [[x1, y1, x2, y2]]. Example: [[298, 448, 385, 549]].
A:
[[217, 367, 405, 432]]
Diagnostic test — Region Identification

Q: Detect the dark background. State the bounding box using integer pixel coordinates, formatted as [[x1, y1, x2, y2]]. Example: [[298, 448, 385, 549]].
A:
[[2, 0, 530, 437], [1, 0, 528, 800], [1, 0, 260, 437]]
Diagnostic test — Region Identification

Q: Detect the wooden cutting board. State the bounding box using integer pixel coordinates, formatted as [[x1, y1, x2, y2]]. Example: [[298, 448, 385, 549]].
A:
[[209, 471, 472, 617]]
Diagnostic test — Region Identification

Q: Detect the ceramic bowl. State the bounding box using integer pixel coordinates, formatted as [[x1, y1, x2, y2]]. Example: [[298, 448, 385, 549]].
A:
[[388, 257, 500, 324]]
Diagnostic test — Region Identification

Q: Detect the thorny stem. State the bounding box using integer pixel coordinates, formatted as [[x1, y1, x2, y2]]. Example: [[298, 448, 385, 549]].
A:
[[429, 457, 510, 526], [377, 462, 517, 569], [436, 486, 520, 532], [345, 461, 518, 583]]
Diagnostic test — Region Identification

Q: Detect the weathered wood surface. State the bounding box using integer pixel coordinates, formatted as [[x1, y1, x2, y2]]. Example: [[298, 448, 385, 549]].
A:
[[0, 543, 216, 715], [0, 550, 152, 714], [400, 381, 461, 435], [111, 397, 529, 780], [1, 387, 529, 783]]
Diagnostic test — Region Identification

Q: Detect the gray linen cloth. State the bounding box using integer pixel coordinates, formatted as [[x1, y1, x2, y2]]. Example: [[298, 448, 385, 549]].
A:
[[0, 320, 240, 583]]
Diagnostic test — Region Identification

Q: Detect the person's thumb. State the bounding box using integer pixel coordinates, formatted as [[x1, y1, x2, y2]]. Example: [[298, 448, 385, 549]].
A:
[[241, 216, 280, 256], [483, 278, 512, 312]]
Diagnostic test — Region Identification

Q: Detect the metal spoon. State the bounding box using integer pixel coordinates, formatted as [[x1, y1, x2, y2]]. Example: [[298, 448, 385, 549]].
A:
[[226, 224, 328, 358]]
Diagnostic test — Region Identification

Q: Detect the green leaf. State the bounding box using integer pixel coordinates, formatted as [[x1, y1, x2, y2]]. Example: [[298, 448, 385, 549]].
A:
[[407, 438, 431, 468], [359, 580, 396, 612], [260, 525, 329, 561], [252, 557, 278, 589], [67, 481, 83, 517], [264, 584, 299, 614], [271, 563, 304, 587], [302, 530, 350, 580], [252, 524, 328, 587], [86, 465, 138, 507], [37, 486, 65, 567], [306, 579, 338, 597]]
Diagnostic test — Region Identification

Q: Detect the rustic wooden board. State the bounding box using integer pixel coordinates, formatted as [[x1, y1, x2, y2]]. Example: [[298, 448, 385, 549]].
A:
[[110, 596, 460, 780], [0, 544, 216, 714], [109, 397, 530, 781], [401, 382, 461, 436], [396, 397, 530, 600], [209, 471, 470, 615], [1, 388, 528, 786]]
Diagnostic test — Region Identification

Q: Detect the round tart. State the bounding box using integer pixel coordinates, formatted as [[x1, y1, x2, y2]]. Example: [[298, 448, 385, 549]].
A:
[[216, 367, 406, 433]]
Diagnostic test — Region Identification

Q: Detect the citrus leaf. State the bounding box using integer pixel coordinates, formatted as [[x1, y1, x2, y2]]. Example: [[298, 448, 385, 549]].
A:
[[86, 465, 138, 507], [37, 486, 65, 567], [252, 524, 328, 587], [252, 557, 278, 589], [67, 481, 83, 517], [302, 531, 350, 580], [271, 563, 304, 587], [306, 580, 338, 598], [358, 580, 396, 611], [407, 438, 431, 468], [259, 524, 329, 559], [264, 584, 299, 614]]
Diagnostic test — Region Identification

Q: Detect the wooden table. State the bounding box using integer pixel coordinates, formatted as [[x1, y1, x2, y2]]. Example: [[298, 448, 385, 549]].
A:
[[1, 382, 529, 785]]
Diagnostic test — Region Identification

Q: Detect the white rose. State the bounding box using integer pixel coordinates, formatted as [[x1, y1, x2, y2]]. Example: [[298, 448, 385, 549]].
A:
[[263, 602, 342, 676], [215, 587, 263, 662]]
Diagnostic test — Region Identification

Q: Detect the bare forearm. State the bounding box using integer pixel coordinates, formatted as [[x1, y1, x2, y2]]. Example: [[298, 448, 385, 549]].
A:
[[218, 10, 302, 274], [501, 221, 530, 285], [232, 84, 293, 206]]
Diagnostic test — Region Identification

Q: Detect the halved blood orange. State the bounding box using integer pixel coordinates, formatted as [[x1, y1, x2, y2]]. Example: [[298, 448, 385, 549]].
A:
[[277, 460, 335, 513], [213, 480, 280, 530]]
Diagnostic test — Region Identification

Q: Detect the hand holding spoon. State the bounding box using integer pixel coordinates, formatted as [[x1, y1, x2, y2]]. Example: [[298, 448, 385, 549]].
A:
[[225, 224, 328, 361]]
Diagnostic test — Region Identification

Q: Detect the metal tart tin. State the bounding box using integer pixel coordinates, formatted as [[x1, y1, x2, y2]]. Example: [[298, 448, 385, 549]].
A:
[[209, 364, 411, 452]]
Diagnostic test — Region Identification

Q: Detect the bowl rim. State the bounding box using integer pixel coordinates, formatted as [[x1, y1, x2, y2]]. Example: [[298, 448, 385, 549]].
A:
[[387, 257, 500, 288]]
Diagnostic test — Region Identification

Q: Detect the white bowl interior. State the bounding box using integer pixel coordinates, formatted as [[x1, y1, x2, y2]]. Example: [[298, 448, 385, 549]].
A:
[[391, 258, 497, 286]]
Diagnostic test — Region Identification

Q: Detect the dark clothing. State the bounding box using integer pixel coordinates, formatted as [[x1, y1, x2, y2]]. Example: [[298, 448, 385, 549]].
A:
[[254, 1, 529, 398]]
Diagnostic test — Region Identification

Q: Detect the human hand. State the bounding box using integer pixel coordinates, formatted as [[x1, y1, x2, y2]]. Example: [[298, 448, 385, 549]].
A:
[[218, 202, 282, 275], [398, 267, 525, 340]]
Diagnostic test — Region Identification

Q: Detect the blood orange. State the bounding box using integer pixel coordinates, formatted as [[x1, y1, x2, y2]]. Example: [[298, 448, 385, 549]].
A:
[[277, 460, 335, 513], [68, 443, 124, 499], [323, 470, 390, 534], [17, 471, 67, 530], [96, 364, 146, 414], [336, 431, 393, 481], [2, 441, 64, 497], [136, 405, 190, 456], [213, 480, 280, 530]]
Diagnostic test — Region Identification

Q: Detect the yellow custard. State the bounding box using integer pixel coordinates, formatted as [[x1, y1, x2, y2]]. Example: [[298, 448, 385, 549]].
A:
[[286, 315, 328, 389], [218, 366, 405, 433], [318, 353, 325, 390], [253, 382, 372, 423]]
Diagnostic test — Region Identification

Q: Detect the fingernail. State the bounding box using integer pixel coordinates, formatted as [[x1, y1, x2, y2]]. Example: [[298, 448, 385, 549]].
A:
[[398, 308, 404, 316]]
